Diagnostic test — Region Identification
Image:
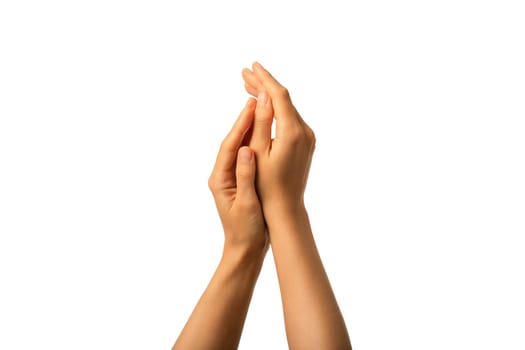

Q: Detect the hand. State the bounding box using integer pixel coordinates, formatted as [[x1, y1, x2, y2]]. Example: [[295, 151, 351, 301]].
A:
[[241, 63, 352, 350], [241, 62, 316, 216], [208, 98, 268, 259], [173, 100, 268, 350]]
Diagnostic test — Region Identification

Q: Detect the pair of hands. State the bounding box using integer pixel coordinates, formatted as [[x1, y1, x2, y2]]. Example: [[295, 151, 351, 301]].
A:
[[175, 63, 351, 350], [208, 62, 316, 261]]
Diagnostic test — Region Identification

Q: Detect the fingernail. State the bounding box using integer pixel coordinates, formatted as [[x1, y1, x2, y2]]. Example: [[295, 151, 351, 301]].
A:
[[254, 61, 264, 70], [239, 147, 253, 162], [258, 91, 268, 107]]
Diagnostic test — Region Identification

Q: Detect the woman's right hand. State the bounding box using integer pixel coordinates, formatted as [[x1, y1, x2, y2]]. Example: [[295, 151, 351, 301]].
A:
[[243, 63, 352, 350], [241, 62, 316, 217]]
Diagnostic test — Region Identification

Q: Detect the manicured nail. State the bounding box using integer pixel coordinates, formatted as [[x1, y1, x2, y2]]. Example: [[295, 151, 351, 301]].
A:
[[258, 91, 268, 107], [239, 147, 253, 162]]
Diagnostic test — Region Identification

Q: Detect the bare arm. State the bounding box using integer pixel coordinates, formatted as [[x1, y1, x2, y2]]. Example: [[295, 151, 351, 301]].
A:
[[173, 99, 268, 350], [267, 205, 350, 350], [242, 62, 352, 350], [173, 251, 265, 350]]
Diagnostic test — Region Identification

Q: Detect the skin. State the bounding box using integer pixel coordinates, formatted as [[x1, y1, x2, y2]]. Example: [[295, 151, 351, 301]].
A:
[[242, 62, 352, 350], [173, 63, 351, 349], [172, 99, 268, 350]]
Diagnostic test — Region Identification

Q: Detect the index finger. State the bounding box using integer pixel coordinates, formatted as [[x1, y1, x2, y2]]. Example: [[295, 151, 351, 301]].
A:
[[212, 98, 256, 174], [251, 62, 301, 133]]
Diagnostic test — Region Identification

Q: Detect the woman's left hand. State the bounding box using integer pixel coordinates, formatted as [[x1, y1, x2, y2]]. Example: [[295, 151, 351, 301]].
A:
[[208, 98, 268, 260]]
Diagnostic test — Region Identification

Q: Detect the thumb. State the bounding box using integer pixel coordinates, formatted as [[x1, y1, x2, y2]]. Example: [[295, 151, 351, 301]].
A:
[[236, 146, 258, 202]]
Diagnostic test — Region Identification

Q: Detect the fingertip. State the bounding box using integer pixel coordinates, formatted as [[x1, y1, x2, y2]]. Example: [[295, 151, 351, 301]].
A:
[[240, 97, 255, 111], [243, 68, 262, 96], [238, 146, 254, 163], [241, 68, 251, 82], [246, 97, 257, 108], [253, 61, 264, 71]]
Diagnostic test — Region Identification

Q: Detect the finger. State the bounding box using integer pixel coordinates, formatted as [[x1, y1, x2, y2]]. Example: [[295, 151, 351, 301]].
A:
[[244, 82, 258, 97], [241, 122, 254, 147], [252, 62, 301, 136], [247, 65, 310, 133], [212, 99, 256, 173], [242, 68, 262, 96], [235, 146, 258, 203], [251, 91, 273, 152]]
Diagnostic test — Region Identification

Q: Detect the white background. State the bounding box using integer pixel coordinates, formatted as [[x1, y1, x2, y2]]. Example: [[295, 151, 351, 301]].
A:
[[1, 1, 524, 349]]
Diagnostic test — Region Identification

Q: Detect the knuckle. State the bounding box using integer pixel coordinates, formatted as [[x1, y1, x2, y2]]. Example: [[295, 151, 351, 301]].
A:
[[307, 127, 316, 145], [254, 112, 272, 124], [236, 169, 249, 178], [236, 167, 254, 179], [208, 175, 222, 192], [287, 127, 304, 144], [236, 197, 259, 212], [207, 176, 216, 191], [276, 86, 290, 99], [287, 124, 316, 148]]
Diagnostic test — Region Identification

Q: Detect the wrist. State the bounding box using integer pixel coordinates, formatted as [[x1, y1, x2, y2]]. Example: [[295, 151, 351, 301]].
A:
[[222, 240, 268, 267], [263, 200, 308, 227], [217, 249, 266, 284]]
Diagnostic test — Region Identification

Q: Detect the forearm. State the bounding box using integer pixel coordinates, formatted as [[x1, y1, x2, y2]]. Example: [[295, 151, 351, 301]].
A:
[[268, 206, 351, 350], [173, 250, 265, 350]]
